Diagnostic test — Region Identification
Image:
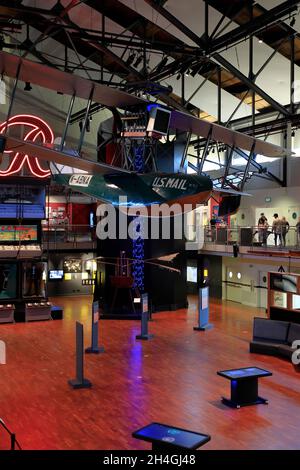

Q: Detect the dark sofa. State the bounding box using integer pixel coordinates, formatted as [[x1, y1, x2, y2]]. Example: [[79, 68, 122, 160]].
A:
[[250, 317, 300, 360]]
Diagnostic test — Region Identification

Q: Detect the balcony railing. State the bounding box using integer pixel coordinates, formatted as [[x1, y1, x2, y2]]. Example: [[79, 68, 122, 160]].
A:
[[186, 225, 300, 251], [42, 224, 97, 250], [41, 223, 300, 253]]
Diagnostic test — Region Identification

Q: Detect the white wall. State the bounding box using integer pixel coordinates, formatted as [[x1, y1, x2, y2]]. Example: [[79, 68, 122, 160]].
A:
[[236, 185, 300, 228], [222, 256, 300, 309]]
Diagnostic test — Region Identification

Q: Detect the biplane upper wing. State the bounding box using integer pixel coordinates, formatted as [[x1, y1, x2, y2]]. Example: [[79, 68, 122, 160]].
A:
[[2, 135, 130, 175], [0, 51, 290, 159], [170, 110, 289, 158], [0, 51, 146, 108]]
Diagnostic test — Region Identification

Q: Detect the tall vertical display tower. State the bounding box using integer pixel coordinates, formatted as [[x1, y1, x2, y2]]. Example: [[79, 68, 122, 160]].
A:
[[0, 115, 51, 321]]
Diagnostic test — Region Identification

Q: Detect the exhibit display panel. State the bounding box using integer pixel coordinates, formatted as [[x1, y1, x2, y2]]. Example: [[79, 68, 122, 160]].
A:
[[22, 261, 47, 298], [0, 263, 17, 300], [187, 266, 197, 283], [0, 224, 38, 242], [268, 272, 300, 324]]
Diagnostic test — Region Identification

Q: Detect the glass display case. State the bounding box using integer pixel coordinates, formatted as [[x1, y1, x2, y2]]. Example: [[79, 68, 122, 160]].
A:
[[22, 261, 47, 298]]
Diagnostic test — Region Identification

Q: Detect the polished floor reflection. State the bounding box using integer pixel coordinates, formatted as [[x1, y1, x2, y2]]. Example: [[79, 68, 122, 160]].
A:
[[0, 295, 299, 450]]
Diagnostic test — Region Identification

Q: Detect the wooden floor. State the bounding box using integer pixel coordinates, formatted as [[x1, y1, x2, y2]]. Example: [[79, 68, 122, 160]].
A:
[[0, 295, 299, 450]]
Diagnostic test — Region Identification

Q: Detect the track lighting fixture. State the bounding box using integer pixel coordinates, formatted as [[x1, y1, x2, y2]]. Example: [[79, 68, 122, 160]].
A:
[[86, 118, 90, 133], [133, 55, 143, 69], [125, 51, 136, 66], [155, 56, 168, 74]]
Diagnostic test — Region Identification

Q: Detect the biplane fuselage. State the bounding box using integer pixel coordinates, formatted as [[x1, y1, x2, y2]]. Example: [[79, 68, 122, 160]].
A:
[[53, 172, 213, 212]]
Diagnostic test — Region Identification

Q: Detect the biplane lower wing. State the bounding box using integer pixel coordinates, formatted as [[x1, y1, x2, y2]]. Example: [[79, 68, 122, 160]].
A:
[[2, 135, 129, 175]]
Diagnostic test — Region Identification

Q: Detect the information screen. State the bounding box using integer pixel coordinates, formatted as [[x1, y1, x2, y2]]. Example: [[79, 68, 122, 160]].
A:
[[218, 367, 271, 379], [49, 270, 64, 280], [133, 423, 210, 449], [270, 273, 298, 293], [0, 225, 38, 242]]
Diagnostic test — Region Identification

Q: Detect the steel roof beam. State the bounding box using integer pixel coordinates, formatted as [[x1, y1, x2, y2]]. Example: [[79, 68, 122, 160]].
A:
[[144, 0, 291, 117], [207, 0, 300, 54]]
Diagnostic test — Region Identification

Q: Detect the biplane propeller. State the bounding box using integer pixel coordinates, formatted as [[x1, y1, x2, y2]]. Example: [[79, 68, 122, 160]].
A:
[[0, 51, 290, 216]]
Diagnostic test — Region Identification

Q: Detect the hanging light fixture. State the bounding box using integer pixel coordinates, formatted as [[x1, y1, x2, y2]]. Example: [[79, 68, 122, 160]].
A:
[[24, 81, 32, 91]]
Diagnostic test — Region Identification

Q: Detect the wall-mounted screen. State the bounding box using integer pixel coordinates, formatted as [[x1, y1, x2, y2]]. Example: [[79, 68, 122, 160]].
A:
[[147, 106, 171, 136], [270, 273, 298, 293], [0, 225, 38, 242], [0, 263, 17, 299], [49, 270, 64, 280], [187, 266, 197, 283]]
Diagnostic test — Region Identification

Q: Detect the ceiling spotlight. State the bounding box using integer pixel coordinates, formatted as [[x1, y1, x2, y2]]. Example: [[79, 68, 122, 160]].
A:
[[290, 16, 296, 28], [24, 81, 32, 91], [86, 118, 90, 133], [79, 121, 83, 132], [258, 37, 263, 44], [292, 130, 295, 137], [176, 73, 181, 80]]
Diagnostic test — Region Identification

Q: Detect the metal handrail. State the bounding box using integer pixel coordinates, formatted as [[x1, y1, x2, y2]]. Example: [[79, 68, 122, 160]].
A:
[[41, 224, 96, 250], [185, 224, 300, 250]]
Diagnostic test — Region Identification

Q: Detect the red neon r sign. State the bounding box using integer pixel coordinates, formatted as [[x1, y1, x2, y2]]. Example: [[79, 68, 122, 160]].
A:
[[0, 114, 54, 178]]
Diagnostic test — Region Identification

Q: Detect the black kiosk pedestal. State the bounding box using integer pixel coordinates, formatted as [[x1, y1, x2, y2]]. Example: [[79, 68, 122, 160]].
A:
[[217, 367, 272, 408]]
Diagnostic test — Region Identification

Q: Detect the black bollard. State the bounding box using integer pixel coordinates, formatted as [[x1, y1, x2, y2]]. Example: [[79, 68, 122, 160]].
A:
[[85, 301, 105, 354], [68, 322, 92, 389], [136, 293, 153, 340]]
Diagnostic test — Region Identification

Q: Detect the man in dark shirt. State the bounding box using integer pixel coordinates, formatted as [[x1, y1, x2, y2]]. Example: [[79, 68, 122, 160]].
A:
[[257, 213, 268, 246], [272, 213, 281, 246]]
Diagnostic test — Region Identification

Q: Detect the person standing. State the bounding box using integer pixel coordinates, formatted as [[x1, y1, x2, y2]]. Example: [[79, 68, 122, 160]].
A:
[[258, 213, 268, 246], [281, 216, 289, 247], [272, 213, 281, 246], [210, 215, 217, 242]]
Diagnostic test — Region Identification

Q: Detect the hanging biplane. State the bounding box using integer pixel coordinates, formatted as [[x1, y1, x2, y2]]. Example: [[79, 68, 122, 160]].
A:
[[0, 51, 290, 216]]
